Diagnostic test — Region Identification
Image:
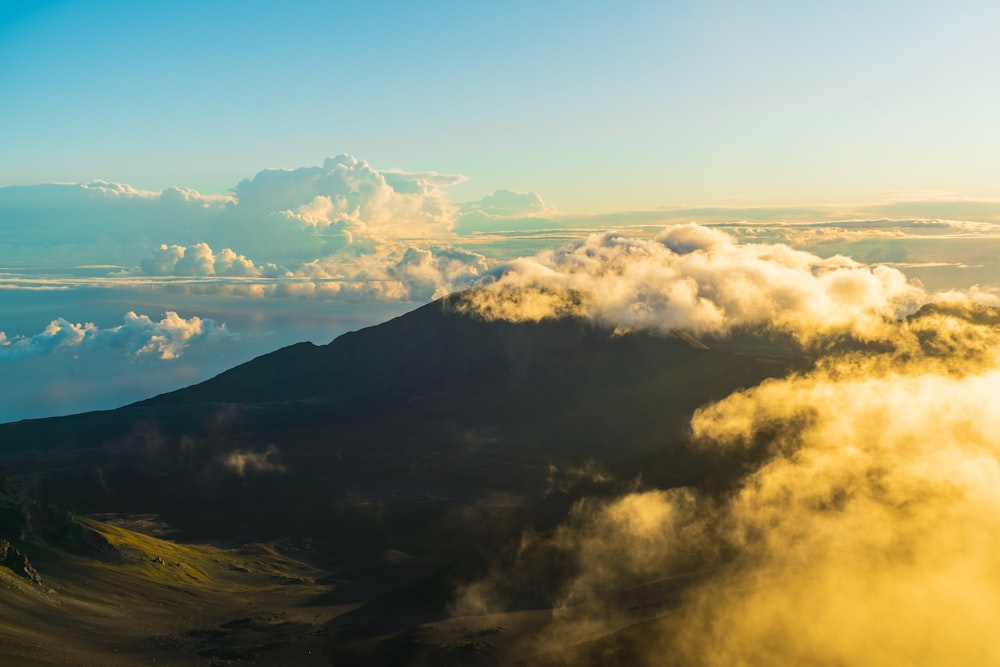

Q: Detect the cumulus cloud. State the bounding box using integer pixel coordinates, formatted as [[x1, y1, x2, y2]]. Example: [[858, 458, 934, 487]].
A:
[[387, 245, 490, 301], [0, 311, 235, 360], [138, 243, 282, 277], [131, 239, 488, 302], [454, 303, 1000, 665], [124, 152, 493, 301], [236, 154, 461, 242], [11, 158, 1000, 312], [271, 242, 488, 302], [0, 155, 470, 268], [458, 224, 929, 342]]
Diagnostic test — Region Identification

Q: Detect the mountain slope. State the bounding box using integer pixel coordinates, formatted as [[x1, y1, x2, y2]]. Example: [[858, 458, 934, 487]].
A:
[[0, 296, 806, 543]]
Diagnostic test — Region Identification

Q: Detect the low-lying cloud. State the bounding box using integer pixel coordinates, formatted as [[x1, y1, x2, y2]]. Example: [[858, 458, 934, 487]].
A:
[[453, 303, 1000, 665], [6, 157, 1000, 311], [139, 243, 282, 278], [131, 239, 489, 302], [459, 224, 929, 342], [220, 445, 287, 477], [669, 313, 1000, 666], [0, 311, 235, 360]]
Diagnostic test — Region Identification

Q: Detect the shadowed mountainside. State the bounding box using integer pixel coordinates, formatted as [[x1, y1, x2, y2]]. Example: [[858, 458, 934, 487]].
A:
[[0, 295, 807, 543]]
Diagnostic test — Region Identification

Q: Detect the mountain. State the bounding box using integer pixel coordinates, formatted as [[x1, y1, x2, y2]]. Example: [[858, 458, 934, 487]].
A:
[[0, 295, 814, 665], [0, 295, 805, 541]]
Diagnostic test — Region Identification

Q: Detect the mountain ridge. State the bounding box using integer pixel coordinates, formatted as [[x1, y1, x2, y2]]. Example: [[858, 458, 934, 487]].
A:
[[0, 295, 808, 545]]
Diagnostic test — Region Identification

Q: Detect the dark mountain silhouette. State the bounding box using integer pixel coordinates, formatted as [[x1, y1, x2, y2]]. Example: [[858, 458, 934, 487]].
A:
[[0, 295, 806, 543]]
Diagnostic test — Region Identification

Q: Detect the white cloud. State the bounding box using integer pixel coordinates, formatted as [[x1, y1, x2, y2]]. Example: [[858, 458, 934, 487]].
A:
[[0, 318, 93, 358], [459, 224, 928, 342], [130, 238, 489, 303], [267, 241, 488, 302], [7, 158, 1000, 328], [0, 155, 466, 268], [387, 245, 490, 301], [237, 154, 461, 242], [138, 243, 281, 277], [0, 311, 235, 360]]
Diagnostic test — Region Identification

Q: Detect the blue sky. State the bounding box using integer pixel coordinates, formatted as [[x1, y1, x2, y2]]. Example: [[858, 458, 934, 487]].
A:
[[3, 1, 1000, 422], [4, 1, 999, 210]]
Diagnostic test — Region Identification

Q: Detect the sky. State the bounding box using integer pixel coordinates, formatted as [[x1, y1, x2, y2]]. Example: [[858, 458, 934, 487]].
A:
[[3, 0, 1000, 421], [4, 0, 1000, 209]]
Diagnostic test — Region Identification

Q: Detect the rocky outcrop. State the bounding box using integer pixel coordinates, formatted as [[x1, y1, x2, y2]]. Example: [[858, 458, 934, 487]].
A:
[[0, 537, 42, 585]]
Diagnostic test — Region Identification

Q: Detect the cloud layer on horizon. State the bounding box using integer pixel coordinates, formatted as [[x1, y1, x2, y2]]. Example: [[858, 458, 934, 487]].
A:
[[0, 155, 508, 304], [5, 155, 1000, 308], [130, 239, 489, 302]]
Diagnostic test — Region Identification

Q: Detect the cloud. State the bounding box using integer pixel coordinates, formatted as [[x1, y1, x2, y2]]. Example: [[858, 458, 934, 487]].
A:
[[234, 154, 462, 244], [387, 245, 490, 301], [453, 303, 1000, 665], [113, 155, 491, 304], [0, 319, 92, 358], [0, 311, 235, 360], [667, 314, 1000, 666], [8, 158, 1000, 310], [138, 243, 282, 277], [130, 239, 488, 302], [455, 189, 558, 234], [220, 445, 286, 476], [473, 189, 552, 217], [272, 242, 488, 302], [458, 224, 927, 342], [0, 155, 467, 267]]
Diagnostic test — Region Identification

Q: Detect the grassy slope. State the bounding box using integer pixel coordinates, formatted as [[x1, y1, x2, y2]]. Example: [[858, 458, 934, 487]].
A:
[[0, 516, 351, 666]]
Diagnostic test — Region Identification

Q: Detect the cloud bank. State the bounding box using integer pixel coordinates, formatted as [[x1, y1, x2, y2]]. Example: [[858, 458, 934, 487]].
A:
[[453, 300, 1000, 665], [0, 154, 470, 266], [0, 311, 234, 360], [6, 156, 1000, 309], [0, 155, 505, 305], [131, 240, 489, 302], [459, 224, 928, 342], [669, 313, 1000, 666]]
